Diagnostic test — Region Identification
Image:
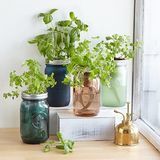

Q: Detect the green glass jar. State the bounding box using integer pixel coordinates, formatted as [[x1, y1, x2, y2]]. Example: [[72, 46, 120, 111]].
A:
[[20, 92, 49, 144], [101, 60, 127, 107]]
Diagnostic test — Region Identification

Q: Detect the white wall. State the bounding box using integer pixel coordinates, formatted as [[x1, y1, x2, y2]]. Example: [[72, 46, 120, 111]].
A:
[[0, 0, 134, 128]]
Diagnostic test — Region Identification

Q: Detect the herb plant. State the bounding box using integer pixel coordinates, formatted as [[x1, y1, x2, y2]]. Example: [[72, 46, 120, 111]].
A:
[[105, 34, 141, 60], [63, 39, 116, 87], [29, 9, 88, 62], [3, 59, 56, 99], [43, 132, 74, 154]]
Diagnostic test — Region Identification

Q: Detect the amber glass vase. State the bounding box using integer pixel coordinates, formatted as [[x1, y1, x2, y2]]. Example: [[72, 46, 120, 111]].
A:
[[73, 72, 100, 116]]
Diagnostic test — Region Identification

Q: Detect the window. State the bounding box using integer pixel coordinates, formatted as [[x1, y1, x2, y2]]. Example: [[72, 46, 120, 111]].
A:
[[142, 0, 160, 135], [133, 0, 160, 151]]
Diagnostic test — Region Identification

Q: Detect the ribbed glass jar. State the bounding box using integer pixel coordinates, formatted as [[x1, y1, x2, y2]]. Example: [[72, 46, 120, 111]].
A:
[[20, 92, 49, 144], [73, 72, 100, 116], [101, 60, 128, 107]]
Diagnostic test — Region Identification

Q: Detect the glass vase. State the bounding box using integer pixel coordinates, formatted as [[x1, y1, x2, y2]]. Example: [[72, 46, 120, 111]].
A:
[[73, 72, 100, 116], [20, 92, 49, 144], [45, 60, 70, 107], [101, 60, 128, 107]]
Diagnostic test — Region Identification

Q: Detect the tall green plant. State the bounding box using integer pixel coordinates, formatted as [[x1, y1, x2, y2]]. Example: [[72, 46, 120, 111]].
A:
[[29, 9, 88, 62], [3, 59, 56, 99]]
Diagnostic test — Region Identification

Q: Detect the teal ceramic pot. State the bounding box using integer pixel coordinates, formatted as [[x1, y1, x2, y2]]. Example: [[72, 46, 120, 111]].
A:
[[20, 92, 49, 144], [101, 60, 128, 107]]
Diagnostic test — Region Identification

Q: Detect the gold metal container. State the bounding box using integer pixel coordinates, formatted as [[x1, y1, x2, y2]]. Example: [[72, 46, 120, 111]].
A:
[[114, 102, 139, 146], [73, 72, 100, 117]]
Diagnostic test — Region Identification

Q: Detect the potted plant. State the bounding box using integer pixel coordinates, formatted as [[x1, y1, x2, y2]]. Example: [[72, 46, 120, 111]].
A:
[[29, 9, 88, 107], [63, 39, 116, 116], [101, 34, 141, 107], [3, 59, 56, 144]]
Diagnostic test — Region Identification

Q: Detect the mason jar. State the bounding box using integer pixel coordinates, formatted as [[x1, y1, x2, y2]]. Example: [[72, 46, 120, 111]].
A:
[[20, 92, 49, 144], [73, 72, 100, 116], [45, 60, 70, 107], [101, 60, 128, 107]]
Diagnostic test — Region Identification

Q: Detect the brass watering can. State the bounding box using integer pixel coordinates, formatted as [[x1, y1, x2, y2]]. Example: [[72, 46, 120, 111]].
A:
[[114, 102, 139, 146]]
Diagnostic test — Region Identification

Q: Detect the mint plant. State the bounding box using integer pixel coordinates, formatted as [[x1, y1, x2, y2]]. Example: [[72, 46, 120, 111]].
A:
[[3, 59, 56, 99], [104, 34, 141, 60], [29, 9, 88, 63], [43, 132, 74, 154], [63, 39, 116, 87]]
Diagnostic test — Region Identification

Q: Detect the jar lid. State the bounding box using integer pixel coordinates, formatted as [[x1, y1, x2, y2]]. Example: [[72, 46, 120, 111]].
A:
[[21, 92, 48, 100], [48, 59, 70, 65], [115, 59, 128, 67]]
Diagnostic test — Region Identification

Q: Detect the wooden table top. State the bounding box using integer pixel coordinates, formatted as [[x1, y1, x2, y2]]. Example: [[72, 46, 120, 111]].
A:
[[0, 128, 159, 160]]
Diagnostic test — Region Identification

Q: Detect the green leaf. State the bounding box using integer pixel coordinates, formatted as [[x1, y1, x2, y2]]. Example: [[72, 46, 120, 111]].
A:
[[56, 144, 64, 149], [38, 13, 45, 17], [28, 39, 37, 44], [43, 14, 53, 24], [3, 93, 7, 99], [75, 19, 81, 26], [49, 8, 58, 14], [69, 12, 75, 20], [43, 140, 55, 152], [57, 132, 64, 144], [56, 132, 74, 154], [58, 20, 72, 27], [43, 145, 51, 152], [38, 9, 57, 24], [92, 36, 100, 39]]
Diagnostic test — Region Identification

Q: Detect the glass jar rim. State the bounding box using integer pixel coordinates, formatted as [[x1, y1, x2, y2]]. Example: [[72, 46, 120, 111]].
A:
[[47, 59, 70, 65], [21, 92, 48, 100], [115, 59, 128, 67]]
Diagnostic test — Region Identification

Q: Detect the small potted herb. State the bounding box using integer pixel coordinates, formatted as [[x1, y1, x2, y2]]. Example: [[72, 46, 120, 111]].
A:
[[29, 9, 88, 107], [3, 59, 56, 144], [101, 34, 141, 107], [64, 40, 116, 116]]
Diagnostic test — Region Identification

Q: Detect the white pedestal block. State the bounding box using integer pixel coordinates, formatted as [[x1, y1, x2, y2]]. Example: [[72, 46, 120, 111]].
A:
[[52, 109, 115, 141], [49, 106, 71, 135]]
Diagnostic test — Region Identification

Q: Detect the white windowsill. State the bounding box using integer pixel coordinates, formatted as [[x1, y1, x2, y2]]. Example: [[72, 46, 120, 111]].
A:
[[135, 119, 160, 152]]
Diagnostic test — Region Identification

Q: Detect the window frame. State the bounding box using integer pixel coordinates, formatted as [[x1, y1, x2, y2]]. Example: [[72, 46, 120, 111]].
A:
[[133, 0, 160, 151]]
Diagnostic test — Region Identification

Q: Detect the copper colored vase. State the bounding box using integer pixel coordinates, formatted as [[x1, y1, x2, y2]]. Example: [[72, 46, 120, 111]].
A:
[[73, 72, 100, 116]]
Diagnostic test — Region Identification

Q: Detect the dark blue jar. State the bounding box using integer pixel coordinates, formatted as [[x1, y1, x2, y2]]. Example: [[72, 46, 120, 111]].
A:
[[20, 92, 49, 144], [45, 61, 70, 107]]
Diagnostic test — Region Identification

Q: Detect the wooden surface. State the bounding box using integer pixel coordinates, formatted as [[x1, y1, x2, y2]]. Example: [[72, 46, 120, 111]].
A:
[[0, 129, 160, 160]]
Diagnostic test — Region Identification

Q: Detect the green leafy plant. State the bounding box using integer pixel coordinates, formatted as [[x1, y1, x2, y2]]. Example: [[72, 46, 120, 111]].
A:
[[3, 59, 56, 99], [63, 39, 116, 87], [29, 8, 88, 63], [43, 132, 74, 154], [105, 34, 141, 60]]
